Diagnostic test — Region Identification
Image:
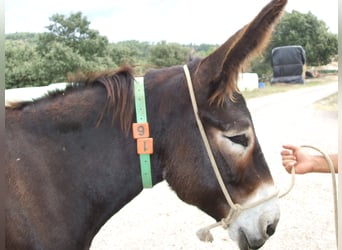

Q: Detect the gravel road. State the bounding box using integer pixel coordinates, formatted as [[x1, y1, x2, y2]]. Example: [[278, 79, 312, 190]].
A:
[[91, 80, 338, 250]]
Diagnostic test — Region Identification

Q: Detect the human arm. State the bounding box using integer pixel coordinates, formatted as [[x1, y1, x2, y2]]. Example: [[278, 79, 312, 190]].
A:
[[281, 144, 338, 174]]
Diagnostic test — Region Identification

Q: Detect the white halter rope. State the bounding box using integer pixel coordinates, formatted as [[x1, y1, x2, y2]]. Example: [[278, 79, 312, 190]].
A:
[[299, 145, 338, 246], [183, 65, 337, 245]]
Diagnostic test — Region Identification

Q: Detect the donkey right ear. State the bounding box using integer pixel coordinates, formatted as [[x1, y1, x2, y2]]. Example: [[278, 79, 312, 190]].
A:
[[195, 0, 287, 105]]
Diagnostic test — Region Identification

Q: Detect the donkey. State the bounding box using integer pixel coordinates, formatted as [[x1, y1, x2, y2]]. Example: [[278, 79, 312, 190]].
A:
[[5, 0, 287, 249]]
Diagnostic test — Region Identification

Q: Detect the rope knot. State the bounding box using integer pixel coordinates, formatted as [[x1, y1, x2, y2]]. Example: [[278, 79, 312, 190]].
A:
[[221, 205, 243, 229]]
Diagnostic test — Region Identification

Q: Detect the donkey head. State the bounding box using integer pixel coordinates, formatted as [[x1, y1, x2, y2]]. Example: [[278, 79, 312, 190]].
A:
[[161, 0, 287, 249]]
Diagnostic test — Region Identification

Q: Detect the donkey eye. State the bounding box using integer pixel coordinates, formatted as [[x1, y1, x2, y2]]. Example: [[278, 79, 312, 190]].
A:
[[225, 134, 248, 147]]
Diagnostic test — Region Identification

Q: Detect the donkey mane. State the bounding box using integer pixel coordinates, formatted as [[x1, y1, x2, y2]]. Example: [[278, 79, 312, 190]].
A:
[[70, 66, 136, 135], [8, 66, 136, 135]]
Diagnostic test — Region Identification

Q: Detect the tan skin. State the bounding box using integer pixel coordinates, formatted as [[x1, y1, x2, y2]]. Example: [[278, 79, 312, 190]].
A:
[[281, 144, 338, 174]]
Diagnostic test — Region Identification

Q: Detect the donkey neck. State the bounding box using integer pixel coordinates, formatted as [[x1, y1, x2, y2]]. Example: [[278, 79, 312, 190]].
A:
[[5, 84, 166, 249]]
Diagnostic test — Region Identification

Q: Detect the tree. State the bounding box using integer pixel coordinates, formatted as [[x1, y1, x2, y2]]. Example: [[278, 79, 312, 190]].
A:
[[191, 43, 218, 58], [6, 13, 117, 88], [247, 11, 338, 79], [150, 41, 190, 67], [36, 12, 115, 84], [6, 33, 39, 44], [267, 10, 338, 66], [5, 40, 43, 88], [38, 41, 89, 83], [37, 12, 109, 59]]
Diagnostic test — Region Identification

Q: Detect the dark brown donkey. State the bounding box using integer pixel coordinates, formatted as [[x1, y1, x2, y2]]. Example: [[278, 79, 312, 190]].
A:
[[5, 0, 287, 249]]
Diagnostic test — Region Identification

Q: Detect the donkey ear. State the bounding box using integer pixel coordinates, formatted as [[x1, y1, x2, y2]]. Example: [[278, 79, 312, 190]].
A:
[[196, 0, 287, 104]]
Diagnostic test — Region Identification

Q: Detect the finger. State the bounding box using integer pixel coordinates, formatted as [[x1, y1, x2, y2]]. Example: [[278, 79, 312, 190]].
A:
[[282, 144, 299, 152], [283, 162, 295, 173], [282, 159, 296, 169], [282, 155, 296, 161], [281, 150, 293, 156]]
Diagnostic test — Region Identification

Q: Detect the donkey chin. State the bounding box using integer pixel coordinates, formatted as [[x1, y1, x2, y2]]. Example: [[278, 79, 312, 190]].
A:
[[228, 189, 280, 249]]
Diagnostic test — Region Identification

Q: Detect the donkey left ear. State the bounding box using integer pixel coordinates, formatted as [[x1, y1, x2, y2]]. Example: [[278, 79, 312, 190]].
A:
[[195, 0, 287, 105]]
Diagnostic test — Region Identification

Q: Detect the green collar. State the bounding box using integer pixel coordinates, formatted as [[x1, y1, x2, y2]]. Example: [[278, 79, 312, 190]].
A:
[[132, 77, 153, 188]]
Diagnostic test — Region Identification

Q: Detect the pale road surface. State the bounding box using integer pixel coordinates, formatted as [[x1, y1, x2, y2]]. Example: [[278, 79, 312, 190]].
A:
[[91, 81, 338, 250]]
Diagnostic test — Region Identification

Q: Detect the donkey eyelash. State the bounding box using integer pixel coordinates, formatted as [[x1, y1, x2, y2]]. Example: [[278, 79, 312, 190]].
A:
[[224, 134, 249, 147]]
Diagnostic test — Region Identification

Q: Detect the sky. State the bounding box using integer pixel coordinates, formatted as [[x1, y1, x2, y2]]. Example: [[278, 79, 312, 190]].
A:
[[5, 0, 338, 45]]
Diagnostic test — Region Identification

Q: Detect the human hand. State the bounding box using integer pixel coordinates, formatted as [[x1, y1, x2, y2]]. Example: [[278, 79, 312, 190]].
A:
[[280, 144, 314, 174]]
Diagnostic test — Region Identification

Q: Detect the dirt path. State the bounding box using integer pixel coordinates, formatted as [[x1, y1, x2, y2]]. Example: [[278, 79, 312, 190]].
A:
[[91, 82, 338, 250]]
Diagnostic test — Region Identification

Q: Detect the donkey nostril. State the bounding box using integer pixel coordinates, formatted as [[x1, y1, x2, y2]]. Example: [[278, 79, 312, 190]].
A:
[[266, 223, 276, 236]]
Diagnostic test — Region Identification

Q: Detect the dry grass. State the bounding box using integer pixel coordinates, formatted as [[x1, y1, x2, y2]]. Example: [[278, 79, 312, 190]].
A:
[[314, 92, 338, 112], [241, 74, 338, 100]]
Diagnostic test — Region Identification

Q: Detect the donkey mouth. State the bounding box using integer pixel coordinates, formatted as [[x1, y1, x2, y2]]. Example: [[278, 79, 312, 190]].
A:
[[238, 229, 266, 250]]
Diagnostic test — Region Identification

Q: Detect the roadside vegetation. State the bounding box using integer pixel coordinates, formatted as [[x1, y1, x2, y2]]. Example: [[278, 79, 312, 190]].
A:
[[241, 74, 338, 112], [241, 74, 338, 100], [6, 10, 337, 90], [313, 92, 338, 112]]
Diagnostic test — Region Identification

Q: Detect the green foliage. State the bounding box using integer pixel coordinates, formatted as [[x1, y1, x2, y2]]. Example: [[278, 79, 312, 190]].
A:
[[110, 40, 149, 65], [5, 40, 42, 88], [150, 41, 190, 67], [190, 43, 218, 58], [6, 11, 336, 88], [267, 11, 338, 66], [31, 12, 116, 86], [6, 12, 118, 88], [38, 12, 109, 59], [6, 33, 39, 43], [246, 55, 272, 82], [4, 13, 225, 88], [109, 40, 151, 75], [248, 10, 338, 81], [38, 41, 88, 83]]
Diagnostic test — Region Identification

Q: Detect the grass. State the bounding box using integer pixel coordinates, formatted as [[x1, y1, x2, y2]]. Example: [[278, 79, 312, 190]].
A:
[[313, 93, 338, 112], [241, 74, 338, 100]]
